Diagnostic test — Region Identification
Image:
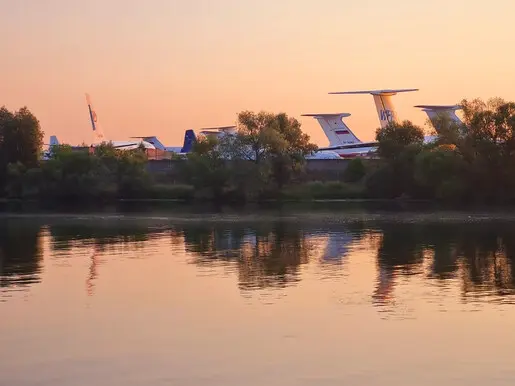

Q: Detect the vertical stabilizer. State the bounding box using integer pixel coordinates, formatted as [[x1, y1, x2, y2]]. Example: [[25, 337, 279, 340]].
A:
[[302, 113, 359, 146], [329, 89, 419, 128], [49, 135, 59, 147], [414, 105, 463, 132], [42, 135, 60, 160], [181, 129, 197, 153], [85, 93, 106, 144], [140, 136, 166, 150]]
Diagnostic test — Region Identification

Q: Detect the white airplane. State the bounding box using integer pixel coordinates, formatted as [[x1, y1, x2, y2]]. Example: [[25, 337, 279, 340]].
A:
[[85, 93, 156, 150], [198, 125, 238, 139], [414, 104, 464, 143], [306, 150, 341, 159], [131, 126, 236, 157], [130, 129, 197, 154], [328, 89, 468, 145], [191, 125, 340, 160], [414, 104, 463, 129], [328, 88, 419, 128], [302, 113, 378, 158], [200, 125, 341, 159], [302, 89, 420, 158], [307, 88, 463, 157]]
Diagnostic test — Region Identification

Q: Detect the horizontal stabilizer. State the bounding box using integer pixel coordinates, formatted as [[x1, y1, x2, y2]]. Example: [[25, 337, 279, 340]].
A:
[[414, 104, 462, 110], [302, 113, 351, 118], [329, 88, 418, 96], [415, 104, 463, 131], [329, 88, 418, 128], [198, 125, 237, 131]]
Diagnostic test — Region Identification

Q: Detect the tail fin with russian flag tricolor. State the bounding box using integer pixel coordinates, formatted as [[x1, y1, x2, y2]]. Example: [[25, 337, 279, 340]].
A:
[[85, 93, 105, 144], [301, 113, 361, 146], [329, 89, 419, 128]]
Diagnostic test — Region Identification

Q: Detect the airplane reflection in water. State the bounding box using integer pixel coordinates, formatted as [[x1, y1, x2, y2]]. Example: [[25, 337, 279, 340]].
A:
[[3, 220, 515, 308]]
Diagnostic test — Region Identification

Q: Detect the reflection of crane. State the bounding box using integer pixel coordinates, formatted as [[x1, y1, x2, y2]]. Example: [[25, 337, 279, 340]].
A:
[[85, 248, 100, 297]]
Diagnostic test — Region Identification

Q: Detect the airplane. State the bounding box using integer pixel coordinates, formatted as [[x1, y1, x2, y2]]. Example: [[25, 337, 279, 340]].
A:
[[85, 93, 157, 151], [131, 130, 197, 154], [308, 104, 466, 157], [328, 88, 419, 128], [306, 150, 342, 159], [414, 104, 464, 143], [41, 135, 60, 160], [414, 104, 463, 130], [305, 88, 420, 158], [327, 88, 456, 145], [302, 113, 378, 158], [188, 124, 340, 160], [196, 125, 253, 160], [131, 126, 241, 156], [199, 125, 341, 159], [198, 125, 237, 139]]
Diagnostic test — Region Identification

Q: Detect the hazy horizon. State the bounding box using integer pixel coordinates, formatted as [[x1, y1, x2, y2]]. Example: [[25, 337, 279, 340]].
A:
[[2, 0, 515, 146]]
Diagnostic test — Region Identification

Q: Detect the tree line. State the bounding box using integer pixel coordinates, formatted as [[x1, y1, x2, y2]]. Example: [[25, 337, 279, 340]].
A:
[[1, 97, 515, 204], [367, 97, 515, 203]]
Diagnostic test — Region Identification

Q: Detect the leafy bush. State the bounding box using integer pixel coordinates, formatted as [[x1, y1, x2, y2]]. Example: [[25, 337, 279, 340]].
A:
[[280, 181, 366, 200], [343, 158, 366, 183]]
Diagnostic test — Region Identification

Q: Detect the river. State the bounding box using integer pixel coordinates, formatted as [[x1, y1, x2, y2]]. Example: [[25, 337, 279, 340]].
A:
[[1, 204, 515, 385]]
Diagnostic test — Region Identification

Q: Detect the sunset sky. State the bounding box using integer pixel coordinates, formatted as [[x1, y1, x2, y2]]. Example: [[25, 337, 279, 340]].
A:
[[2, 0, 515, 146]]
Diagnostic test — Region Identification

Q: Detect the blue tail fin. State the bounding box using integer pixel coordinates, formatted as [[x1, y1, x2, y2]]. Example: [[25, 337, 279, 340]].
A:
[[181, 129, 196, 153], [49, 135, 59, 146]]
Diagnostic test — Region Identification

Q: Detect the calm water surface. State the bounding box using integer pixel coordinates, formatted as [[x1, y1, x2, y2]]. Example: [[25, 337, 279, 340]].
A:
[[2, 206, 515, 385]]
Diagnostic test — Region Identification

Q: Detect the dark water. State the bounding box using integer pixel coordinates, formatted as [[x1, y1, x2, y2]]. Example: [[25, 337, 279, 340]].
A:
[[2, 206, 515, 385]]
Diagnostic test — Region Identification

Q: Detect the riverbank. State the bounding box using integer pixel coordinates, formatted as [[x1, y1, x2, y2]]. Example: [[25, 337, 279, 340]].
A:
[[2, 181, 370, 202], [3, 198, 515, 225]]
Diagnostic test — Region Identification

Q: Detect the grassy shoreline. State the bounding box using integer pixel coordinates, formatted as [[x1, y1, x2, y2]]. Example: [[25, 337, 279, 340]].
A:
[[3, 208, 515, 225]]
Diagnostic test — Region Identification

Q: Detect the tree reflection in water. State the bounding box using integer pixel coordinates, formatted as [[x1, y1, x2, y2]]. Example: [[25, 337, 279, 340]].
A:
[[2, 217, 515, 306], [0, 220, 43, 292]]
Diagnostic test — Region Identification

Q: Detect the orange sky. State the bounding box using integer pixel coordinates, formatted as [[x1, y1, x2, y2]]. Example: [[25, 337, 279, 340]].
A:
[[2, 0, 515, 146]]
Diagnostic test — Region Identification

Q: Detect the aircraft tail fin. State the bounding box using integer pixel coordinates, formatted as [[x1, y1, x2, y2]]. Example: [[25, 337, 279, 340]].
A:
[[414, 105, 463, 132], [85, 93, 106, 144], [302, 113, 360, 146], [49, 135, 59, 147], [181, 129, 196, 153], [132, 136, 166, 150], [329, 89, 419, 128], [42, 135, 60, 160]]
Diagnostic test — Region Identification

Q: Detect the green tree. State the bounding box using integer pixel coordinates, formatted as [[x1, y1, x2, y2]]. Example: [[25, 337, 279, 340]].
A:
[[182, 136, 230, 200], [6, 142, 152, 200], [269, 112, 318, 189], [235, 111, 281, 164], [456, 98, 515, 202], [414, 147, 467, 201], [343, 158, 366, 183], [179, 111, 318, 201], [234, 111, 317, 191], [374, 120, 425, 198], [0, 107, 43, 168], [0, 107, 44, 193], [375, 120, 425, 161]]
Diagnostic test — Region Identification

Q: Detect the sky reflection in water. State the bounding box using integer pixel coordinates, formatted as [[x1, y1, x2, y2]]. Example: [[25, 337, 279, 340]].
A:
[[1, 213, 515, 385]]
